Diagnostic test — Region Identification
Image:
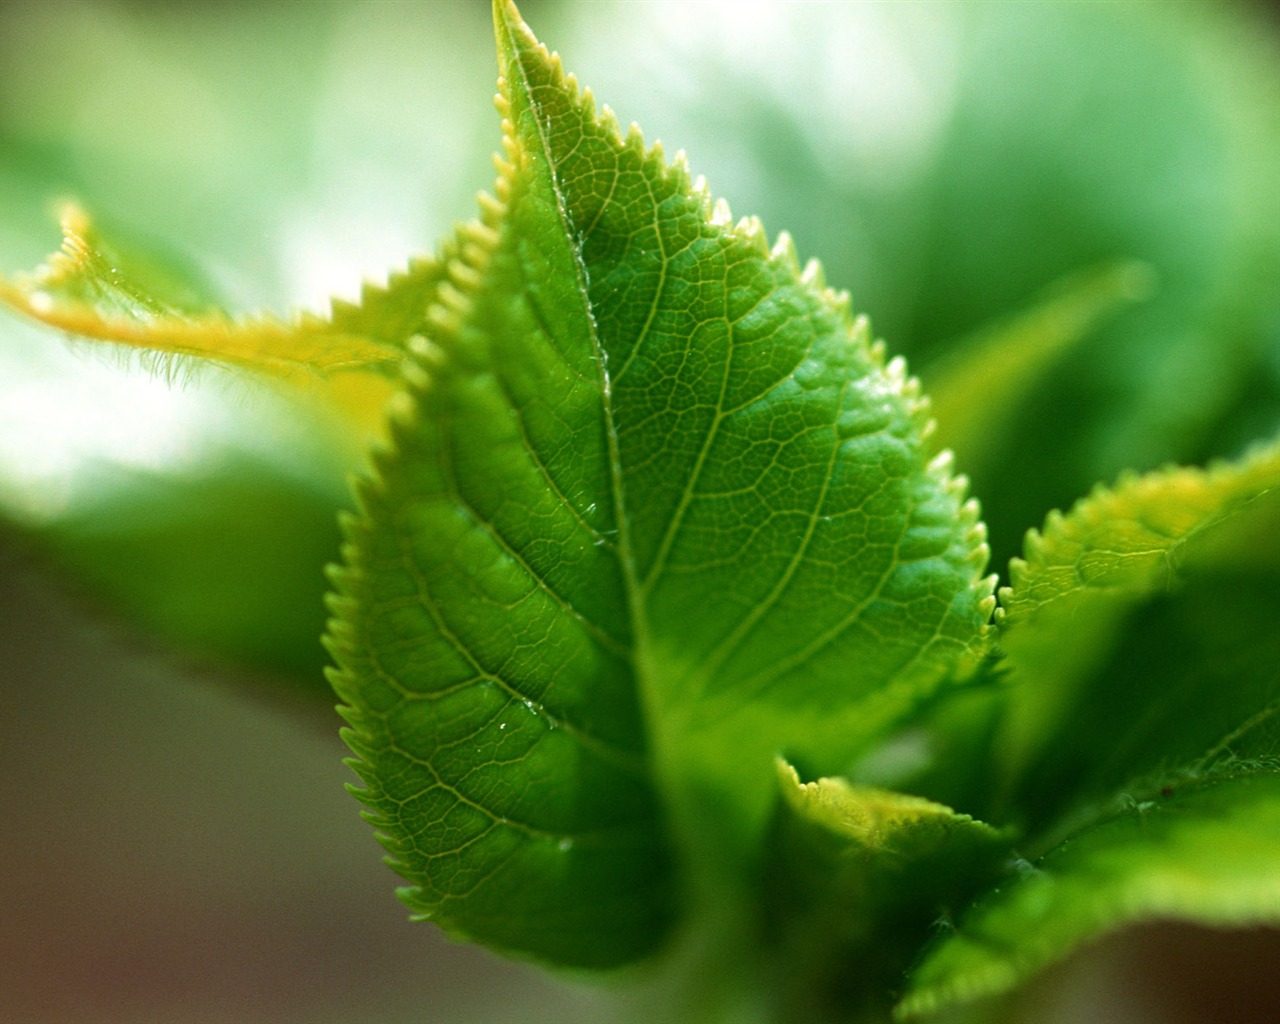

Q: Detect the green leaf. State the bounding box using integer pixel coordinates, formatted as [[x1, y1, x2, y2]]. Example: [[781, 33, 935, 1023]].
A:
[[0, 203, 403, 423], [558, 1, 1280, 569], [0, 206, 452, 690], [326, 0, 993, 968], [890, 440, 1280, 1018], [896, 770, 1280, 1019], [1000, 438, 1280, 626], [992, 437, 1280, 816], [765, 760, 1011, 1021]]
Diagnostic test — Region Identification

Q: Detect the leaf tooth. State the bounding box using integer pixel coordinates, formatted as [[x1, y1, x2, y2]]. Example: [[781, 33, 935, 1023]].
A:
[[326, 585, 360, 630], [908, 387, 931, 428], [622, 120, 647, 155], [543, 48, 573, 91], [967, 538, 993, 575], [902, 376, 923, 406], [493, 84, 511, 119], [323, 586, 356, 624], [463, 215, 501, 249], [446, 258, 483, 294], [323, 644, 355, 683], [343, 784, 379, 813], [734, 215, 770, 256], [687, 172, 712, 212], [1021, 526, 1049, 567], [342, 733, 380, 773], [519, 17, 633, 159], [404, 333, 431, 357], [928, 448, 956, 478], [769, 230, 802, 275], [978, 583, 1000, 620], [406, 333, 449, 373], [799, 258, 826, 290], [435, 280, 474, 320], [329, 296, 359, 321], [425, 302, 460, 337], [400, 361, 431, 393], [826, 286, 854, 319], [333, 685, 367, 726], [342, 471, 380, 522], [385, 389, 420, 430], [594, 98, 624, 144], [493, 146, 518, 183], [710, 197, 733, 227], [375, 831, 408, 862], [476, 194, 504, 231], [660, 145, 695, 192], [342, 750, 378, 784], [917, 432, 995, 609]]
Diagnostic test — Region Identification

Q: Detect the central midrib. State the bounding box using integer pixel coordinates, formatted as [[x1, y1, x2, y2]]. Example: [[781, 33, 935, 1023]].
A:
[[505, 35, 655, 708]]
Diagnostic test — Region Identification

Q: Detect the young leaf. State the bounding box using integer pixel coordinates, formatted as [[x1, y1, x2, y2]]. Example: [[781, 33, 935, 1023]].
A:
[[0, 203, 406, 432], [894, 442, 1280, 1018], [0, 204, 455, 687], [896, 770, 1280, 1019], [326, 0, 993, 969], [992, 436, 1280, 813], [1000, 437, 1280, 626], [765, 760, 1011, 1021]]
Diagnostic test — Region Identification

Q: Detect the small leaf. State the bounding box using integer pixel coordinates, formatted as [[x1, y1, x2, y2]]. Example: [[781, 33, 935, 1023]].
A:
[[0, 204, 453, 686], [327, 0, 993, 968], [993, 435, 1280, 798], [0, 203, 405, 430], [1001, 437, 1280, 625], [998, 490, 1280, 841], [765, 760, 1011, 1020], [897, 770, 1280, 1019]]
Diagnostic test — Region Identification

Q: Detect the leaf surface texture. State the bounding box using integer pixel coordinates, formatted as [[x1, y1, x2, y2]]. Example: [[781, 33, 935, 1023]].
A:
[[326, 0, 993, 967]]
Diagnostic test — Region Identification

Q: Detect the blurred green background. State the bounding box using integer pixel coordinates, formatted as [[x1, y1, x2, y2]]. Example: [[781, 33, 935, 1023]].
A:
[[1, 1, 1277, 1021]]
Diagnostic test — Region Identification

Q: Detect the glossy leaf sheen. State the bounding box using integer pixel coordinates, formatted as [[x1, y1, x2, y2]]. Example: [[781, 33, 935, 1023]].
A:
[[327, 1, 991, 967]]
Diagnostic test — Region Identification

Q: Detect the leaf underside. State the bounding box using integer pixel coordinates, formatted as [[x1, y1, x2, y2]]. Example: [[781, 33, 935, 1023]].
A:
[[326, 0, 992, 968]]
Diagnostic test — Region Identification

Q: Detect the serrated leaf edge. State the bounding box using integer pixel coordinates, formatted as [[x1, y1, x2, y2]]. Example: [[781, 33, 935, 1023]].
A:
[[997, 434, 1280, 627], [0, 201, 406, 379]]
